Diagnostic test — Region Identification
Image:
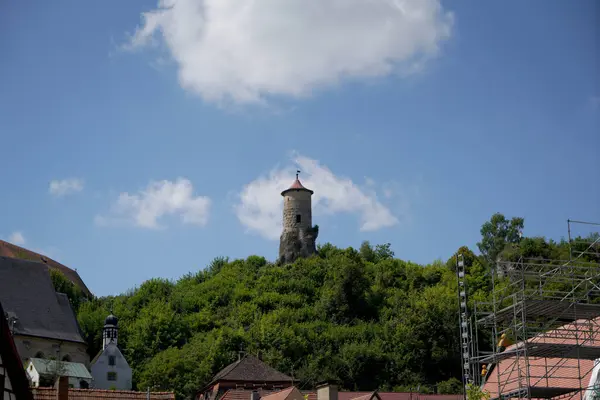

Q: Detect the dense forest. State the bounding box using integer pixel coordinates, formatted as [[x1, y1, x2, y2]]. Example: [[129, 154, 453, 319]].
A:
[[50, 213, 599, 399]]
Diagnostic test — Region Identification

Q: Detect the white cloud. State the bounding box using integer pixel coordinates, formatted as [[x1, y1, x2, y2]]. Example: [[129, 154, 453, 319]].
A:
[[235, 154, 399, 240], [96, 178, 211, 229], [126, 0, 453, 105], [49, 178, 84, 197], [8, 231, 26, 245]]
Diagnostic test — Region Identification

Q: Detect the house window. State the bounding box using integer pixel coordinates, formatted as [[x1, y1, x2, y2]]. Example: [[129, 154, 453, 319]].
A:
[[62, 355, 71, 362], [34, 351, 44, 358], [108, 356, 116, 366], [80, 380, 89, 389], [107, 372, 117, 381], [296, 215, 301, 223]]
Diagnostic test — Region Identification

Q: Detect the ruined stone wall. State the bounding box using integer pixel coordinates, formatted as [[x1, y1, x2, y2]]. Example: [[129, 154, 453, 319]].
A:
[[282, 190, 312, 231]]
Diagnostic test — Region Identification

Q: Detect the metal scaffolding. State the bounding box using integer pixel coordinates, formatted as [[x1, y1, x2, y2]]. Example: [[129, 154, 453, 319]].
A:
[[462, 220, 600, 400]]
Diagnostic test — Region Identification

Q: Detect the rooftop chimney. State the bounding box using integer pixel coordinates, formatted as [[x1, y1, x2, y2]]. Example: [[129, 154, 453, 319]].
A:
[[55, 376, 69, 400], [316, 382, 338, 400]]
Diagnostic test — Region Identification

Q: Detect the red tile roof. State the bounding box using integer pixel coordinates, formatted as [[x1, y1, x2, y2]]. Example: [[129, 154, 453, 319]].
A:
[[340, 393, 461, 400], [482, 317, 600, 399], [281, 178, 313, 196], [347, 393, 377, 400], [221, 389, 278, 400], [0, 240, 91, 297], [261, 388, 296, 400], [31, 388, 175, 400], [222, 389, 461, 400]]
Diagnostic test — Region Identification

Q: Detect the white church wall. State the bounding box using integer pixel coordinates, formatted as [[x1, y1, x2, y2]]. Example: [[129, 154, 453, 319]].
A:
[[91, 344, 132, 390]]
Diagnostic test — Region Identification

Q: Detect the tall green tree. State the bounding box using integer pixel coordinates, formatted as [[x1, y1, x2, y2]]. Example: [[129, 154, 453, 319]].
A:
[[477, 213, 524, 266]]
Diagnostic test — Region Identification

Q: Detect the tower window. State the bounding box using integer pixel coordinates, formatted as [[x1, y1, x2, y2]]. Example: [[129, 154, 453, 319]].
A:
[[107, 372, 117, 381], [296, 215, 301, 223], [108, 355, 116, 366]]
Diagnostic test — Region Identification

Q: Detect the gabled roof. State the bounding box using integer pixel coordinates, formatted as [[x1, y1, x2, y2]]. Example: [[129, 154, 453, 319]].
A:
[[0, 240, 91, 297], [0, 256, 87, 344], [0, 301, 34, 400], [91, 343, 130, 367], [205, 355, 294, 389], [28, 358, 93, 379]]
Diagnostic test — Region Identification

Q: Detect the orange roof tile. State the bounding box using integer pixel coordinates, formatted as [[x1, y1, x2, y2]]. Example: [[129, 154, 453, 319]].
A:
[[31, 388, 175, 400], [482, 317, 600, 399], [261, 388, 296, 400], [281, 178, 313, 196]]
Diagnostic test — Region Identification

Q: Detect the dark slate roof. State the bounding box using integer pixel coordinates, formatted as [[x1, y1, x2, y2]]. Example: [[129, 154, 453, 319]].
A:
[[208, 355, 294, 387], [0, 256, 86, 344], [1, 301, 34, 400], [0, 240, 92, 297]]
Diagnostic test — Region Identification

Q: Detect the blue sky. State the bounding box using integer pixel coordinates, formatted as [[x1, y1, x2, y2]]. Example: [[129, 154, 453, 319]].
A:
[[0, 0, 598, 296]]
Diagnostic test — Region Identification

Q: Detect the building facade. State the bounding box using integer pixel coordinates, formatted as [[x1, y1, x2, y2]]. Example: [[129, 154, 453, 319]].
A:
[[90, 314, 132, 390]]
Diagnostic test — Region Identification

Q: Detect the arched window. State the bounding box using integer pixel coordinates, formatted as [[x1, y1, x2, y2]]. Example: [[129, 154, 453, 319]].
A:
[[34, 351, 44, 358], [62, 355, 71, 362]]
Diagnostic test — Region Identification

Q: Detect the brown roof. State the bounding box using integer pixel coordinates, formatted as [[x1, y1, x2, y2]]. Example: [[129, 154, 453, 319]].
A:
[[31, 388, 175, 400], [1, 301, 34, 400], [0, 240, 91, 297], [280, 178, 313, 196], [221, 389, 461, 400], [205, 355, 294, 389], [482, 317, 600, 399]]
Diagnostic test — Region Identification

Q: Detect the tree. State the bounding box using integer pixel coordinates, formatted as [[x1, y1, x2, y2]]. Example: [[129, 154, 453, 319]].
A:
[[75, 241, 496, 397], [466, 383, 490, 400], [477, 213, 524, 266], [437, 377, 463, 394], [49, 269, 86, 311]]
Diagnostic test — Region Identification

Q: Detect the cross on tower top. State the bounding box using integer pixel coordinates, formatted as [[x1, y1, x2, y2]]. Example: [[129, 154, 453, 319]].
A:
[[296, 170, 300, 180]]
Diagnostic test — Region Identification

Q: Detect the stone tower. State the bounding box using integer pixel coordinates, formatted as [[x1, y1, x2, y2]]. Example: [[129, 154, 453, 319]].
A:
[[278, 171, 318, 265]]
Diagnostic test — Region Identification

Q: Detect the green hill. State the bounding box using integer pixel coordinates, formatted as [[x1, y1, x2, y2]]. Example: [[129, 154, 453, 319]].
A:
[[68, 213, 597, 399]]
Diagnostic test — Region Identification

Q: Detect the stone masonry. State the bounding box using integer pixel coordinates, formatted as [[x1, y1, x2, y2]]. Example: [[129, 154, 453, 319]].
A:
[[278, 175, 318, 265]]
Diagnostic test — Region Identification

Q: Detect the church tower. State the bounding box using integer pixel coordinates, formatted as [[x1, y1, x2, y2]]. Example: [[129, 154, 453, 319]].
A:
[[102, 314, 118, 349], [278, 171, 318, 265]]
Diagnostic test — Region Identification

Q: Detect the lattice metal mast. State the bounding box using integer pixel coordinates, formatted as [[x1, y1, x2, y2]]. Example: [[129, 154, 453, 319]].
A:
[[457, 253, 474, 396]]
